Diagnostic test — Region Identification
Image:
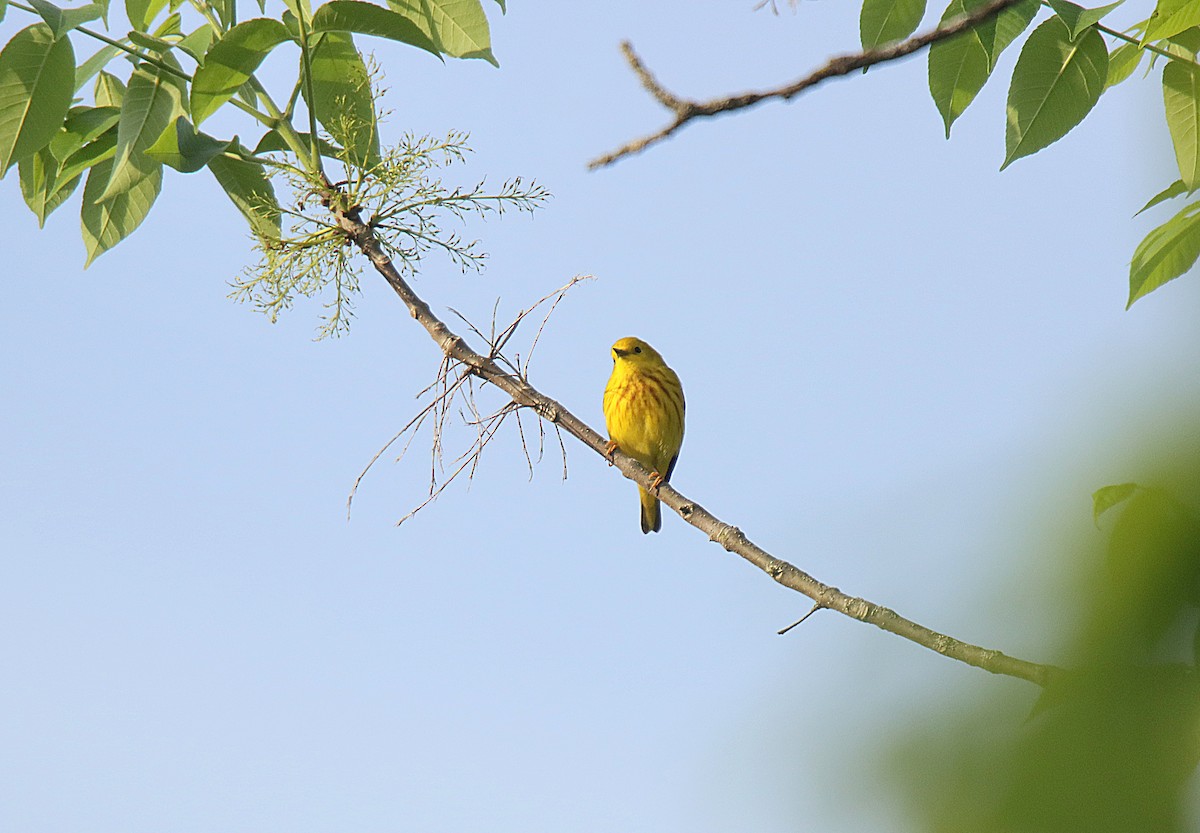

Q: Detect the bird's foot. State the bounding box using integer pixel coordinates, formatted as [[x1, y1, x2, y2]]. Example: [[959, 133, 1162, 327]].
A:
[[603, 440, 618, 465], [649, 471, 665, 492]]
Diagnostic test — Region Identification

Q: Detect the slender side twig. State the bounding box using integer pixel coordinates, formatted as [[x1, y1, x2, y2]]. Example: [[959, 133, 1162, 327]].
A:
[[588, 0, 1025, 169], [332, 200, 1057, 689]]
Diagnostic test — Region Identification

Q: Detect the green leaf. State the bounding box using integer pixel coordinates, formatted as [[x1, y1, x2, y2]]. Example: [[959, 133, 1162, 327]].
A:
[[74, 43, 124, 92], [176, 26, 214, 64], [860, 0, 926, 50], [144, 115, 230, 171], [27, 0, 104, 39], [207, 147, 279, 240], [1136, 180, 1189, 215], [1143, 0, 1200, 45], [97, 57, 185, 201], [311, 0, 441, 57], [0, 0, 7, 23], [304, 31, 379, 167], [125, 0, 168, 33], [1002, 17, 1108, 169], [1105, 41, 1143, 88], [1045, 0, 1125, 40], [386, 0, 496, 65], [1164, 60, 1200, 190], [128, 29, 176, 54], [80, 155, 162, 265], [253, 127, 342, 158], [93, 69, 125, 106], [0, 24, 75, 176], [48, 104, 119, 159], [56, 128, 117, 183], [190, 18, 293, 125], [153, 10, 182, 36], [976, 0, 1038, 70], [19, 145, 78, 225], [928, 0, 989, 137], [1166, 26, 1200, 56], [1128, 199, 1200, 307], [1092, 482, 1138, 525]]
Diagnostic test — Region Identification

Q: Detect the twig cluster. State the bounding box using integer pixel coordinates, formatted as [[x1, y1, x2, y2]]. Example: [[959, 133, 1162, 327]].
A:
[[588, 0, 1026, 169], [347, 277, 590, 522]]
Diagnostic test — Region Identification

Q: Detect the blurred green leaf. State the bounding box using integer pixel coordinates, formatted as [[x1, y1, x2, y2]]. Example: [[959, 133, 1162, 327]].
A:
[[0, 24, 75, 177], [97, 57, 185, 201], [19, 145, 78, 225], [1002, 17, 1107, 169], [860, 0, 926, 50], [1106, 487, 1200, 623], [311, 1, 441, 57], [145, 115, 230, 172], [80, 155, 161, 265], [1045, 0, 1124, 40], [1136, 179, 1189, 215], [1128, 199, 1200, 307], [1164, 60, 1200, 189], [190, 18, 293, 125], [1104, 41, 1143, 88], [125, 0, 168, 33], [928, 0, 989, 137], [207, 146, 279, 240], [386, 0, 496, 65], [1143, 0, 1200, 45], [1092, 482, 1138, 525], [303, 31, 379, 167], [27, 0, 104, 39]]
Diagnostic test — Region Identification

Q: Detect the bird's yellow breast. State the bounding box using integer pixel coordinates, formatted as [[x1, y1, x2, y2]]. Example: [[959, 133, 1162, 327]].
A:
[[603, 363, 685, 474]]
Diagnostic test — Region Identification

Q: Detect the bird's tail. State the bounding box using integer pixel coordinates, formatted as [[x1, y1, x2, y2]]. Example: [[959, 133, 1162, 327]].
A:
[[639, 487, 661, 534]]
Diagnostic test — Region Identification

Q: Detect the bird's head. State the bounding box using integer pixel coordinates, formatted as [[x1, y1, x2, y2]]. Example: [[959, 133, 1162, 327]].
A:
[[611, 337, 664, 366]]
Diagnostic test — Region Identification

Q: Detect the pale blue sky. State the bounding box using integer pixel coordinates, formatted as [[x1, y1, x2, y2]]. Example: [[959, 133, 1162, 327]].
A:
[[3, 2, 1199, 831]]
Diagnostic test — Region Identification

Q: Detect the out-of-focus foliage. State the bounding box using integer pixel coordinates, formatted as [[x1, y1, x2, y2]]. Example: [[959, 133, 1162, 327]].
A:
[[890, 444, 1200, 833]]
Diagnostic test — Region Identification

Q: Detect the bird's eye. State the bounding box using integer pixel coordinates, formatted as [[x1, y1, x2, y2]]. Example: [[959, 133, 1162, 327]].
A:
[[634, 346, 642, 354]]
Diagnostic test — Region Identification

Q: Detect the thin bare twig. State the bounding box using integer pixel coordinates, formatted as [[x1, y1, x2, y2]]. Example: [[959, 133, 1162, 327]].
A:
[[333, 199, 1057, 688], [778, 603, 824, 635], [589, 0, 1026, 169]]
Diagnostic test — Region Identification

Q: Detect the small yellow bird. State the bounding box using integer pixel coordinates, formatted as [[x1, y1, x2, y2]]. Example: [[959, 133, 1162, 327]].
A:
[[603, 337, 685, 533]]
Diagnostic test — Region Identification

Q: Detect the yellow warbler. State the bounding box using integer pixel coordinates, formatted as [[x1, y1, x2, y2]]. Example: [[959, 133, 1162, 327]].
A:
[[602, 337, 685, 534]]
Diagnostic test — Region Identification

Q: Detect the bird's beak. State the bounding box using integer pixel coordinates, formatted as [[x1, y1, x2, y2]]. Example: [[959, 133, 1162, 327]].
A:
[[612, 347, 629, 358]]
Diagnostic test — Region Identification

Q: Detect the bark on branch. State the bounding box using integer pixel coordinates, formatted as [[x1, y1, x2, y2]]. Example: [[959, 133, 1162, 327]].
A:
[[589, 0, 1026, 169], [334, 203, 1056, 689]]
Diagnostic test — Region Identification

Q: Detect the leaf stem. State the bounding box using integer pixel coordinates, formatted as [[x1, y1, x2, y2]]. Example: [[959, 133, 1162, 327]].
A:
[[292, 6, 326, 179], [1092, 22, 1194, 65], [247, 76, 319, 171]]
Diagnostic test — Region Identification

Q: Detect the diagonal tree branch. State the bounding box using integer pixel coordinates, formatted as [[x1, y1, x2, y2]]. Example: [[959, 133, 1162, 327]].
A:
[[332, 200, 1056, 689], [589, 0, 1026, 170]]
